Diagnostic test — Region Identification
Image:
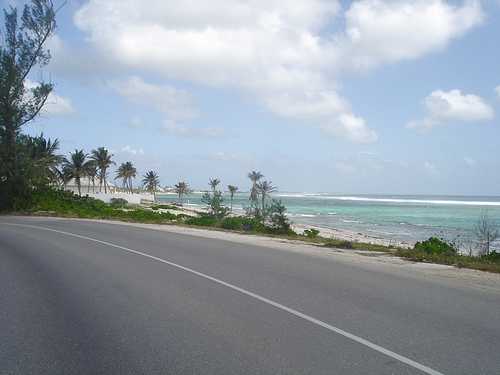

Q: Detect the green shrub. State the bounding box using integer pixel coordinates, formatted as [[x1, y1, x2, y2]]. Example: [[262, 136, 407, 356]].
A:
[[414, 237, 457, 255], [110, 198, 128, 208], [220, 217, 245, 230], [303, 228, 320, 239], [481, 251, 500, 263], [219, 216, 266, 232], [339, 240, 354, 249], [267, 199, 292, 234], [185, 214, 218, 227], [26, 188, 177, 223], [202, 191, 229, 219]]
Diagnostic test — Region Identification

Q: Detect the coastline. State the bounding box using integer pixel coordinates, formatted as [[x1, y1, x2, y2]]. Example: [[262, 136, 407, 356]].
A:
[[154, 203, 414, 249], [291, 223, 414, 249]]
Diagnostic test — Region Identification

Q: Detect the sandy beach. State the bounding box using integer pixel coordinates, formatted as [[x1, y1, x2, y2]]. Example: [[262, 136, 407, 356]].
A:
[[155, 203, 414, 249]]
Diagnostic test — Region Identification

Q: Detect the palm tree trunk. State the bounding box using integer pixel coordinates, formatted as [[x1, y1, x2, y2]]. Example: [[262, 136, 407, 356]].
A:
[[104, 174, 107, 193], [77, 177, 81, 196]]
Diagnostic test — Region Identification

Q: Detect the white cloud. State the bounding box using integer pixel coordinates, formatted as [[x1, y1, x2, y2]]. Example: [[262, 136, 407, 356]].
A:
[[43, 93, 75, 115], [340, 0, 484, 69], [121, 145, 144, 155], [72, 0, 483, 142], [408, 89, 494, 130], [496, 85, 500, 100], [25, 79, 75, 116], [161, 121, 225, 138], [111, 76, 197, 123], [322, 113, 378, 144]]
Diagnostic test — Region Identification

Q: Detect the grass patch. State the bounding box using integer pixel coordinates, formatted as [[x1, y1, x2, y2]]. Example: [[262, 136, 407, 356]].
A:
[[26, 189, 178, 224], [396, 237, 500, 273], [396, 248, 500, 273]]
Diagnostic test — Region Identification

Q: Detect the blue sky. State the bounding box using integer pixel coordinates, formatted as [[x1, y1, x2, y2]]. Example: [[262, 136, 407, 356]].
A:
[[17, 0, 500, 194]]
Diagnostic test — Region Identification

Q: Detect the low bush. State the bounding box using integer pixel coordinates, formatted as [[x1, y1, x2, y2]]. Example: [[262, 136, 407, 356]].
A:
[[396, 245, 500, 273], [109, 198, 128, 208], [27, 188, 177, 223], [338, 240, 354, 249], [303, 228, 320, 239], [185, 214, 218, 227], [413, 237, 457, 256], [267, 200, 292, 234]]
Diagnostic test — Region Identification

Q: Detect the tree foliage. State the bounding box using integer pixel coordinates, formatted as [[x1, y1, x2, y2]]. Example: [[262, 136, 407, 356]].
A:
[[142, 170, 160, 201], [174, 181, 190, 204], [0, 0, 57, 210]]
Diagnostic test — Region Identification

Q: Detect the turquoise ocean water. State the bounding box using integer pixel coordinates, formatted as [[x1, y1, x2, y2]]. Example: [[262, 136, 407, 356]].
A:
[[158, 192, 500, 248]]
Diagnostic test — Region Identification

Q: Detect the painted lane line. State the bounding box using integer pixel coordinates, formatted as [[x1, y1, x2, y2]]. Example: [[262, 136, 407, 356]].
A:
[[3, 222, 444, 375]]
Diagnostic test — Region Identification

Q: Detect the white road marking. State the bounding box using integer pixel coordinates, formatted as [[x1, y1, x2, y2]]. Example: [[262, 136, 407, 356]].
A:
[[3, 222, 444, 375]]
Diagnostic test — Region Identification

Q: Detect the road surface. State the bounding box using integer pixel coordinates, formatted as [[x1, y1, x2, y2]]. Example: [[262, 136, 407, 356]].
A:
[[1, 216, 499, 374]]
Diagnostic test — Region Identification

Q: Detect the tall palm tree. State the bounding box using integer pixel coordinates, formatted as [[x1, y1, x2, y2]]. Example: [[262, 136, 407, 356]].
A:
[[90, 147, 114, 193], [85, 160, 98, 193], [142, 170, 160, 202], [209, 178, 220, 192], [174, 181, 191, 204], [24, 134, 64, 186], [256, 180, 277, 216], [227, 185, 238, 212], [63, 149, 88, 196], [248, 170, 263, 203], [115, 161, 137, 193]]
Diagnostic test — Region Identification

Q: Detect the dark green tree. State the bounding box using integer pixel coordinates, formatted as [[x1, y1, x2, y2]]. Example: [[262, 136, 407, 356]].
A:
[[0, 0, 58, 209], [62, 149, 88, 196], [90, 147, 114, 193], [115, 161, 136, 193], [227, 184, 238, 212], [142, 170, 160, 201], [174, 181, 190, 204], [256, 180, 276, 218]]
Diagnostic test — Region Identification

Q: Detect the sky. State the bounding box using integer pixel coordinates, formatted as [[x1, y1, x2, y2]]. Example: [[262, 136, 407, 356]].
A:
[[12, 0, 500, 195]]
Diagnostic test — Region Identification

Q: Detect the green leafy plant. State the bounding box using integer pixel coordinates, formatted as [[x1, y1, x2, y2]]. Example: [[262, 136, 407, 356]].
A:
[[109, 198, 128, 208], [303, 228, 320, 239], [201, 191, 229, 219], [267, 199, 293, 234], [414, 237, 458, 256]]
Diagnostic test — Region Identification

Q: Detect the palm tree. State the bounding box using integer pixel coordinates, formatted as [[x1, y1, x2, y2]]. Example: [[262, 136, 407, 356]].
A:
[[115, 161, 137, 193], [142, 170, 160, 202], [227, 185, 238, 212], [90, 147, 114, 193], [209, 178, 220, 192], [63, 149, 88, 196], [256, 180, 277, 216], [85, 160, 98, 193], [24, 134, 64, 186], [174, 181, 191, 204], [248, 171, 263, 203]]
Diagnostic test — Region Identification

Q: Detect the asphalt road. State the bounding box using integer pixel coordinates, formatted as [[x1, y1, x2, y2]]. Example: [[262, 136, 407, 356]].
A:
[[1, 217, 499, 374]]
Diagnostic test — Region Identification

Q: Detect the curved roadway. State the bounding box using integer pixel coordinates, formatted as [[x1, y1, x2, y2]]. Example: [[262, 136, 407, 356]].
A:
[[1, 217, 499, 374]]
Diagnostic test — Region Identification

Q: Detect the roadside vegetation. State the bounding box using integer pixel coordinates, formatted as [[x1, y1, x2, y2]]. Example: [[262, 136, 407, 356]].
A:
[[0, 1, 498, 274], [396, 236, 500, 273]]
